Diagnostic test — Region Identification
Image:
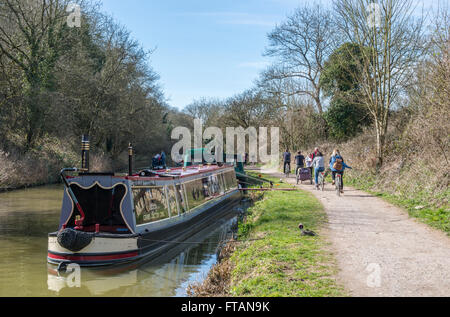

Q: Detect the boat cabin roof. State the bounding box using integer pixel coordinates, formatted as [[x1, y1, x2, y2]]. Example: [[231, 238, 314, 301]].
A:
[[126, 164, 234, 181]]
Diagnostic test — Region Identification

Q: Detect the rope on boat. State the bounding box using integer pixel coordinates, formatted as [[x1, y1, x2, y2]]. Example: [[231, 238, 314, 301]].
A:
[[236, 171, 272, 184], [237, 180, 261, 187], [239, 187, 299, 192], [138, 237, 265, 245]]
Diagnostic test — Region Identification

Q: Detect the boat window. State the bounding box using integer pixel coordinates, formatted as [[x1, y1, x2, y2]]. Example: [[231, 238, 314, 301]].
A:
[[183, 174, 229, 212], [167, 185, 179, 216], [220, 173, 228, 191], [218, 173, 226, 193], [208, 175, 223, 196], [184, 179, 205, 211], [175, 184, 188, 214], [224, 171, 237, 190], [133, 187, 170, 224]]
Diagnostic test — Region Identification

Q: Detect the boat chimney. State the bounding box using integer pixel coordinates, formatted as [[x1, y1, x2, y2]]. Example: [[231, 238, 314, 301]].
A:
[[128, 143, 133, 176], [81, 135, 90, 172]]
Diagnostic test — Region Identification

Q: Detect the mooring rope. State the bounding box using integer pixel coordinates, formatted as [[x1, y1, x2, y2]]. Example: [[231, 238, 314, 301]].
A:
[[238, 180, 266, 187], [137, 237, 264, 245]]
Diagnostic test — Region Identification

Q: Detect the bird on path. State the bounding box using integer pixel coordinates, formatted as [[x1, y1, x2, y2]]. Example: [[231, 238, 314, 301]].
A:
[[298, 223, 317, 236]]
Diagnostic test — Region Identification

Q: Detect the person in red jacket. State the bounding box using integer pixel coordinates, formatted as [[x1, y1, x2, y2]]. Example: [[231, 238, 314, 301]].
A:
[[312, 147, 320, 159]]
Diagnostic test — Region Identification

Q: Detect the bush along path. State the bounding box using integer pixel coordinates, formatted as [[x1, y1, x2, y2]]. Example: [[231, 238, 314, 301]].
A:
[[276, 171, 450, 297], [189, 174, 345, 297]]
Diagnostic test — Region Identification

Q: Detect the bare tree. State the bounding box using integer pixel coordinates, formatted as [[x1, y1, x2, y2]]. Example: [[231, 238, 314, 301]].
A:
[[407, 4, 450, 164], [334, 0, 426, 167], [184, 97, 225, 128], [222, 89, 275, 129], [264, 4, 338, 114]]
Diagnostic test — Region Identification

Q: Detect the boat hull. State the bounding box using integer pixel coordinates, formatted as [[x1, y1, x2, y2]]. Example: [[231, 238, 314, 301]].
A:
[[48, 189, 242, 267]]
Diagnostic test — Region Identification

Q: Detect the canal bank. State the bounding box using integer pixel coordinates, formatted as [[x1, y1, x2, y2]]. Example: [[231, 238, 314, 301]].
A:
[[189, 174, 345, 297]]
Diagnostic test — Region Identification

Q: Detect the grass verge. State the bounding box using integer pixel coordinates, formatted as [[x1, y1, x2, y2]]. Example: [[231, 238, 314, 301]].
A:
[[189, 173, 345, 297], [347, 173, 450, 234]]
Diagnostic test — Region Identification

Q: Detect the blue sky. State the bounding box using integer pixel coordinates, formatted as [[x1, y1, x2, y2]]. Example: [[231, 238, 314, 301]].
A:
[[98, 0, 444, 110], [99, 0, 306, 109]]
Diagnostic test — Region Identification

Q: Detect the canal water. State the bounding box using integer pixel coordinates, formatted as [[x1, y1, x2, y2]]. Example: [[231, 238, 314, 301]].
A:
[[0, 185, 240, 297]]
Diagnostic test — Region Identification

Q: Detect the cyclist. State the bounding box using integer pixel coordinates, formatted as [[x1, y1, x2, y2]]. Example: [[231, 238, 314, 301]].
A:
[[312, 152, 325, 189], [295, 151, 305, 176], [329, 149, 352, 193], [283, 149, 291, 176]]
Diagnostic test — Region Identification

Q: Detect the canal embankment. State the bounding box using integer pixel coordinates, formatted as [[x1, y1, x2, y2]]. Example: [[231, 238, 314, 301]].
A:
[[0, 139, 118, 192], [188, 173, 345, 297], [0, 139, 80, 192]]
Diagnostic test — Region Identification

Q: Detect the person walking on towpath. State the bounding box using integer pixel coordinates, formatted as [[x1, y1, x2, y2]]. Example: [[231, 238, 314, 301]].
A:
[[283, 149, 291, 177], [295, 151, 305, 176]]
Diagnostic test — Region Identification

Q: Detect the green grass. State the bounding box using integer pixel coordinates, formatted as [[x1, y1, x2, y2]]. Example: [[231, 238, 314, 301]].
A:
[[347, 174, 450, 234], [229, 173, 345, 297]]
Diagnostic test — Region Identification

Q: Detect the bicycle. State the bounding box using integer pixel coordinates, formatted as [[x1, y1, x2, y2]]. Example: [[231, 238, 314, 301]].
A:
[[284, 162, 291, 178], [335, 173, 343, 196], [317, 171, 325, 191]]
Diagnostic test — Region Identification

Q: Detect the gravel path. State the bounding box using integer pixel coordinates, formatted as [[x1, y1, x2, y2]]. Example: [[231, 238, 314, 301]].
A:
[[265, 170, 450, 297]]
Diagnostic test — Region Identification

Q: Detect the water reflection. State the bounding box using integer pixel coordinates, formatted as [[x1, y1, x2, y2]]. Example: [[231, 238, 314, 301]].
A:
[[0, 185, 240, 297]]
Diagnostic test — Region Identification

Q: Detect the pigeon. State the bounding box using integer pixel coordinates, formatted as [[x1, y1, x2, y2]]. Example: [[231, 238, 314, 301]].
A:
[[298, 223, 317, 236]]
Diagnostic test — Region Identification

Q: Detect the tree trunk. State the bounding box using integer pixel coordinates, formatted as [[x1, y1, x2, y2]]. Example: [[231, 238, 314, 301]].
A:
[[375, 121, 384, 171]]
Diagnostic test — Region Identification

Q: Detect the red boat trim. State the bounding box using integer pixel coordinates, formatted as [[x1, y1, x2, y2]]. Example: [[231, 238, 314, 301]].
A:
[[48, 251, 139, 262]]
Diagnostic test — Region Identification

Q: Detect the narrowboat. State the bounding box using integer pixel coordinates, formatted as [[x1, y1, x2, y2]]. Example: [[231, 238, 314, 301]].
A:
[[47, 138, 242, 267]]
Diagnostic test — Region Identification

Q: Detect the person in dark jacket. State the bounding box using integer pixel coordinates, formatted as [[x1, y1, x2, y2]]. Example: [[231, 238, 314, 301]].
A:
[[295, 151, 305, 176], [283, 149, 291, 175]]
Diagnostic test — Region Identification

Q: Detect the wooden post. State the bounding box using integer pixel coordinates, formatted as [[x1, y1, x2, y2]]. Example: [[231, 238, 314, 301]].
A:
[[128, 143, 133, 176], [81, 135, 90, 172]]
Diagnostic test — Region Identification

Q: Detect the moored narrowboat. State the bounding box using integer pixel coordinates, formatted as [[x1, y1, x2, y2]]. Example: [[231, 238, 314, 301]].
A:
[[47, 138, 242, 267]]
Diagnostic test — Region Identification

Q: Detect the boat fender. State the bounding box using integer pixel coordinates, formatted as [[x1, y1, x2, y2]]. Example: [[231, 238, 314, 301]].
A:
[[57, 228, 94, 252], [139, 170, 158, 177], [57, 262, 68, 274]]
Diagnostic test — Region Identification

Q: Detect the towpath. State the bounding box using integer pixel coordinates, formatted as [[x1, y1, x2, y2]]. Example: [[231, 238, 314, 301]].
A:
[[258, 169, 450, 297]]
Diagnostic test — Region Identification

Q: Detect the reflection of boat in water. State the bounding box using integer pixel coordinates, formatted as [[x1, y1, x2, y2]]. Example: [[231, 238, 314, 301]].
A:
[[47, 215, 238, 296], [48, 137, 242, 267]]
